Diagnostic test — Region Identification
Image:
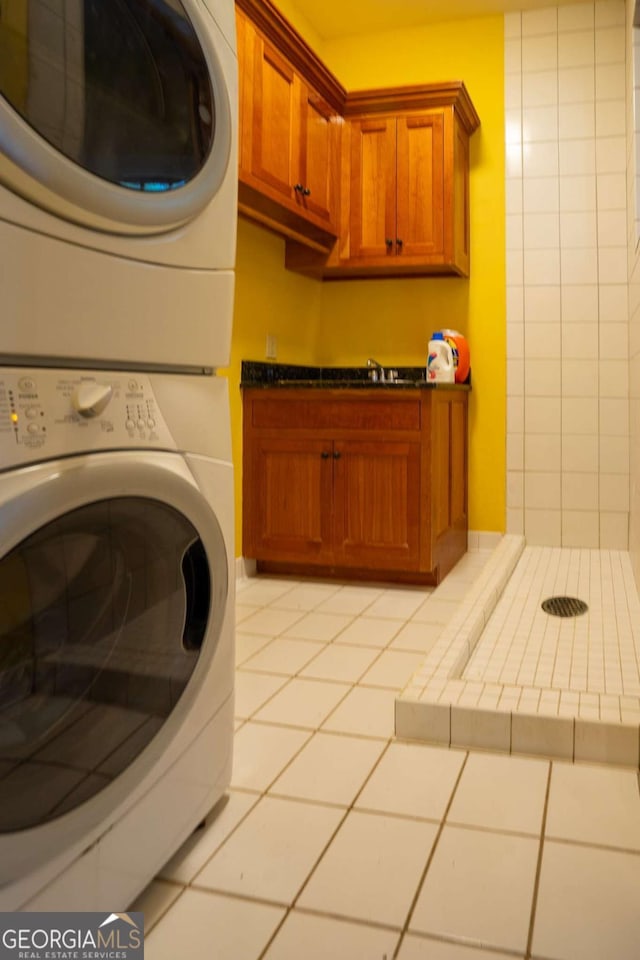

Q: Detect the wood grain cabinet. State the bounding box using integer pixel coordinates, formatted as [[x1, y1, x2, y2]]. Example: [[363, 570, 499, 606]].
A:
[[285, 88, 479, 279], [242, 388, 469, 584], [236, 5, 342, 249]]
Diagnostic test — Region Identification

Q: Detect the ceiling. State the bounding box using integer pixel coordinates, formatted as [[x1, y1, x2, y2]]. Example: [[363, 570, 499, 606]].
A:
[[291, 0, 590, 41]]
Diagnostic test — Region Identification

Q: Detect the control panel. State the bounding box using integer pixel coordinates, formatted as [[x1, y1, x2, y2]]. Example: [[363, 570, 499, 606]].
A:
[[0, 368, 177, 468]]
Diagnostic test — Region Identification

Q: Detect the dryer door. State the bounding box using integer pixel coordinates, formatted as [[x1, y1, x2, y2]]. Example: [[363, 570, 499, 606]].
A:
[[0, 0, 233, 232], [0, 453, 230, 885]]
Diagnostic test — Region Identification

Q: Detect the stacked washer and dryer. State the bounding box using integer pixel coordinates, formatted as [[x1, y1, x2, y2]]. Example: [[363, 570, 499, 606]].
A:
[[0, 0, 237, 909]]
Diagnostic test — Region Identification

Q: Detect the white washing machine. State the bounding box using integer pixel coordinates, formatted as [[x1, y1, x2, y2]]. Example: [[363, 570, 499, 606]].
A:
[[0, 0, 237, 370], [0, 366, 234, 910]]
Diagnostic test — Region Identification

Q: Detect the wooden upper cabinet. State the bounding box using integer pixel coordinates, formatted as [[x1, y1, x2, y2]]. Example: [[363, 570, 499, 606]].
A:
[[236, 4, 343, 248], [348, 112, 446, 264]]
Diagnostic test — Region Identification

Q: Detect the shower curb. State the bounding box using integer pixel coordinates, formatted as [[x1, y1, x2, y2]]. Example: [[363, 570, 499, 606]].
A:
[[395, 535, 640, 769]]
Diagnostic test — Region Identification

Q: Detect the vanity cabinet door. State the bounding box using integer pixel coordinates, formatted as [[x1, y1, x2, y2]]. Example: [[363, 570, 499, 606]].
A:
[[333, 439, 422, 570], [243, 435, 334, 563]]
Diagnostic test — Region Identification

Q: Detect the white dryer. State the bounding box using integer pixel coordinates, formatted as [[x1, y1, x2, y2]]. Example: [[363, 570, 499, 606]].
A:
[[0, 366, 234, 910], [0, 0, 237, 370]]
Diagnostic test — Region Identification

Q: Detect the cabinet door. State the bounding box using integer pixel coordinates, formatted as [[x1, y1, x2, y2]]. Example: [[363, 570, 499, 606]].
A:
[[396, 113, 445, 259], [348, 117, 396, 259], [333, 440, 421, 569], [244, 436, 334, 563], [431, 391, 468, 579], [250, 38, 301, 203], [298, 88, 340, 232]]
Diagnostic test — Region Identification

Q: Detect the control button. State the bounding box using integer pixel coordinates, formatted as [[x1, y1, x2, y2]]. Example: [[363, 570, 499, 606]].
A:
[[27, 422, 40, 435], [137, 419, 145, 430], [72, 382, 113, 418], [147, 418, 156, 429], [128, 379, 139, 391], [125, 418, 136, 431], [25, 406, 39, 420], [18, 377, 36, 392]]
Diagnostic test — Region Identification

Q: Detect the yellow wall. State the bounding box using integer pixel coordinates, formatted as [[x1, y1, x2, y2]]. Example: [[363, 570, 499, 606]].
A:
[[229, 9, 506, 551], [224, 217, 322, 549]]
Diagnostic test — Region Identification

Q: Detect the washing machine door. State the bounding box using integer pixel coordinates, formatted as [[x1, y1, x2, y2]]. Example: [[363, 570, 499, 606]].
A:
[[0, 452, 229, 885], [0, 0, 233, 233]]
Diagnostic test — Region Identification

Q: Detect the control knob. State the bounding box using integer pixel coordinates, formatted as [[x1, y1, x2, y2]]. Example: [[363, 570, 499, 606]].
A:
[[72, 382, 113, 418]]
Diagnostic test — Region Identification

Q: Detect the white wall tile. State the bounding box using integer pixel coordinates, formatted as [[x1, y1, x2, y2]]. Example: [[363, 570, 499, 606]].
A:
[[508, 471, 525, 508], [522, 7, 558, 36], [507, 358, 525, 396], [594, 1, 625, 29], [523, 70, 559, 107], [523, 211, 560, 248], [595, 136, 626, 173], [559, 139, 596, 176], [600, 397, 629, 435], [560, 211, 597, 247], [524, 358, 562, 396], [559, 102, 596, 139], [598, 247, 628, 283], [524, 141, 560, 177], [600, 511, 629, 548], [506, 178, 524, 214], [507, 250, 524, 285], [595, 99, 626, 137], [507, 213, 524, 250], [505, 38, 523, 75], [526, 397, 562, 433], [595, 63, 626, 100], [561, 284, 599, 323], [525, 322, 561, 358], [525, 471, 562, 509], [562, 359, 599, 396], [596, 172, 626, 209], [525, 285, 562, 323], [558, 30, 595, 69], [600, 435, 629, 473], [505, 11, 522, 39], [524, 249, 561, 285], [562, 510, 600, 546], [507, 285, 525, 323], [560, 247, 598, 284], [525, 509, 562, 545], [558, 4, 594, 33], [559, 174, 597, 211], [563, 397, 599, 434], [525, 434, 562, 471], [561, 321, 599, 358], [562, 472, 600, 510], [507, 321, 524, 358], [599, 358, 629, 397], [599, 321, 627, 355], [600, 473, 630, 510], [563, 434, 599, 473], [558, 66, 595, 103], [507, 432, 525, 470], [524, 176, 560, 211], [506, 143, 523, 178], [597, 209, 627, 246], [508, 395, 525, 433], [595, 26, 625, 64], [523, 105, 559, 141], [505, 110, 523, 143], [523, 34, 558, 71], [505, 76, 523, 110], [507, 508, 525, 534]]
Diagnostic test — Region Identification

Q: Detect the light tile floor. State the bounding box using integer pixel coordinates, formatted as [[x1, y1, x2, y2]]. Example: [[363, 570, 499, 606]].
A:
[[135, 562, 640, 959]]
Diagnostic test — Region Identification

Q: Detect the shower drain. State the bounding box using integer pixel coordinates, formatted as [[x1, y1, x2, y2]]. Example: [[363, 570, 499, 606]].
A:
[[541, 596, 589, 618]]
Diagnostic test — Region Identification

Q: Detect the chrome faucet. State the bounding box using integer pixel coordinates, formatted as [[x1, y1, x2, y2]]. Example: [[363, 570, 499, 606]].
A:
[[367, 357, 385, 382]]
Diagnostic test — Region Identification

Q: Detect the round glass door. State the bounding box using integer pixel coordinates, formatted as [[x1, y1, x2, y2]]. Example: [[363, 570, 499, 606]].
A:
[[0, 496, 219, 832], [0, 0, 233, 229]]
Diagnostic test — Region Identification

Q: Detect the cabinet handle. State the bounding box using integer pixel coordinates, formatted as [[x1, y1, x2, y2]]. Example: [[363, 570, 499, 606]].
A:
[[302, 187, 311, 196], [333, 450, 342, 460], [320, 451, 330, 459], [294, 183, 304, 192], [385, 238, 393, 249], [396, 238, 403, 248]]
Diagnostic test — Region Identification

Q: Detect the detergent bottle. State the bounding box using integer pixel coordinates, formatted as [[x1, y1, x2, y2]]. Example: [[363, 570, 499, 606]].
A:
[[427, 332, 455, 383]]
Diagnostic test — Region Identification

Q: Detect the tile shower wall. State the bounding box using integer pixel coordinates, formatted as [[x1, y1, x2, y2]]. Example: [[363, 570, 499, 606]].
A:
[[505, 1, 630, 549], [628, 0, 640, 586]]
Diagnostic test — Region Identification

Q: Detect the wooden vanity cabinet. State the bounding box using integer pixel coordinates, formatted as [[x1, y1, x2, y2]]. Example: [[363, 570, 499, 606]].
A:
[[236, 5, 342, 249], [242, 388, 468, 584]]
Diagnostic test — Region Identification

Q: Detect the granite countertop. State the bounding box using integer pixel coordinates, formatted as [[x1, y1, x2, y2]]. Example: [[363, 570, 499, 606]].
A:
[[240, 360, 472, 390]]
